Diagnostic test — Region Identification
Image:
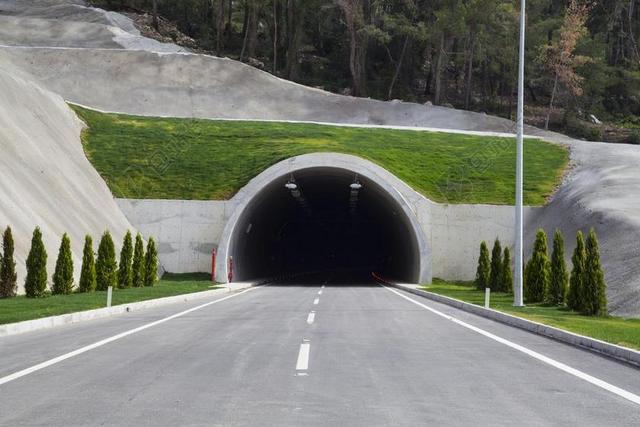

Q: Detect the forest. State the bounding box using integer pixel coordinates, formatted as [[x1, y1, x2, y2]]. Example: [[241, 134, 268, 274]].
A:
[[93, 0, 640, 143]]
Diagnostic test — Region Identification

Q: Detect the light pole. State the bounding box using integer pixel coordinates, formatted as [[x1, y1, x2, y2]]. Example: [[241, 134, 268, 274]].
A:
[[514, 0, 526, 307]]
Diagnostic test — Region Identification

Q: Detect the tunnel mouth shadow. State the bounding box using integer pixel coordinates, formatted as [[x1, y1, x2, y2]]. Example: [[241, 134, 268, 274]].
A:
[[226, 166, 422, 284]]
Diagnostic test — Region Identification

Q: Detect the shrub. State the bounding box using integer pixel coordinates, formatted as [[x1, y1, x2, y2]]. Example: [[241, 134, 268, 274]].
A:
[[626, 131, 640, 145], [144, 237, 158, 287], [52, 233, 74, 295], [118, 231, 133, 289], [25, 227, 48, 298], [474, 241, 490, 290], [548, 229, 568, 306], [489, 238, 503, 291], [583, 229, 607, 316], [96, 231, 117, 291], [501, 247, 513, 293], [78, 235, 97, 293], [524, 229, 551, 303], [132, 233, 145, 288], [0, 226, 17, 298], [567, 231, 586, 311]]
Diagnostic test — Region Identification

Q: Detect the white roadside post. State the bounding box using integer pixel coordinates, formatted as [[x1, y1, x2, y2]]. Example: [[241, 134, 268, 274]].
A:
[[485, 288, 491, 309], [106, 286, 113, 308], [514, 0, 526, 307]]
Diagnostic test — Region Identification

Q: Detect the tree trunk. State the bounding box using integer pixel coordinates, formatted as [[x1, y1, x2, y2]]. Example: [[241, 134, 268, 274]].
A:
[[273, 0, 278, 74], [215, 0, 225, 56], [240, 0, 250, 61], [464, 37, 475, 110], [248, 0, 258, 58], [545, 73, 559, 130], [152, 0, 158, 30], [387, 34, 410, 100], [433, 34, 446, 105]]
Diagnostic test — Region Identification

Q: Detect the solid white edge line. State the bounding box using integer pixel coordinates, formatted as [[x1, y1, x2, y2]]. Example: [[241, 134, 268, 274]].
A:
[[313, 298, 319, 305], [381, 285, 640, 406], [0, 287, 259, 386], [296, 342, 311, 371], [307, 312, 316, 325]]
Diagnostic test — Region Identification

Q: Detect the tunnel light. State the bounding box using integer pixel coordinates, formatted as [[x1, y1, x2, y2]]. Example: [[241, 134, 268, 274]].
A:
[[350, 182, 362, 190], [285, 182, 298, 191]]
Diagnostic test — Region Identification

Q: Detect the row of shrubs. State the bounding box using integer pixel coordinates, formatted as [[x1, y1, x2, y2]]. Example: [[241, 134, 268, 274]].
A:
[[475, 228, 607, 316], [0, 226, 158, 299]]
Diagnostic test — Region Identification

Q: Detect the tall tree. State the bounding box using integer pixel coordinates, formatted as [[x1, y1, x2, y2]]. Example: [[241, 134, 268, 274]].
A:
[[78, 235, 97, 293], [567, 230, 586, 311], [96, 231, 117, 291], [338, 0, 369, 96], [118, 231, 133, 289], [52, 233, 74, 295], [25, 227, 48, 298], [132, 233, 146, 288], [502, 246, 513, 293], [548, 229, 568, 305], [144, 238, 159, 287], [0, 226, 17, 298], [489, 238, 503, 291], [583, 228, 607, 316], [474, 241, 490, 290]]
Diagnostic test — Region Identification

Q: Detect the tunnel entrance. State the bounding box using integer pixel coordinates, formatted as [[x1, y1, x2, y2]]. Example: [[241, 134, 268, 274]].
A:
[[226, 167, 422, 283]]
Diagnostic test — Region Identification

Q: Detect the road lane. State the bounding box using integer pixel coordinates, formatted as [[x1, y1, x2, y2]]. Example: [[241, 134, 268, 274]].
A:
[[0, 281, 639, 426]]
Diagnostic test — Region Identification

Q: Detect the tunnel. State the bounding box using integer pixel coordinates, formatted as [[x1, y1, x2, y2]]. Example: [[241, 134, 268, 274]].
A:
[[222, 165, 424, 284]]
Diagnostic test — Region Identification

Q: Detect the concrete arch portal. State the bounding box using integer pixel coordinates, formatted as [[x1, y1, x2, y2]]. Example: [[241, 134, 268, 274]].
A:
[[216, 153, 431, 284]]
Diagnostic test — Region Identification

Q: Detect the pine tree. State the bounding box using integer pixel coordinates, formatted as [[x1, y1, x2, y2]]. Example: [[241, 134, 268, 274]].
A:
[[96, 231, 117, 291], [132, 233, 145, 288], [78, 235, 97, 293], [567, 231, 586, 311], [524, 229, 551, 303], [489, 238, 503, 291], [474, 241, 490, 290], [25, 227, 48, 298], [144, 237, 158, 287], [0, 226, 17, 298], [502, 247, 513, 293], [548, 229, 569, 306], [583, 229, 607, 316], [52, 233, 74, 295], [118, 231, 133, 289]]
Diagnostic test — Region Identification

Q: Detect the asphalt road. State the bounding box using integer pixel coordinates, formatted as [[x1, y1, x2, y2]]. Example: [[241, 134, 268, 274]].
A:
[[1, 279, 639, 426]]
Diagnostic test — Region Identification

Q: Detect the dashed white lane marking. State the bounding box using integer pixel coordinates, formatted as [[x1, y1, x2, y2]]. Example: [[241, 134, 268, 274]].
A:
[[318, 290, 323, 295], [307, 311, 316, 325], [313, 298, 319, 305], [296, 339, 311, 372], [382, 285, 640, 406], [0, 287, 259, 387]]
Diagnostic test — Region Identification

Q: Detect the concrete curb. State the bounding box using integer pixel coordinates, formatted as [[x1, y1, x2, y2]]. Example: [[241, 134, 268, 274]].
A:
[[390, 283, 640, 367], [0, 283, 254, 338]]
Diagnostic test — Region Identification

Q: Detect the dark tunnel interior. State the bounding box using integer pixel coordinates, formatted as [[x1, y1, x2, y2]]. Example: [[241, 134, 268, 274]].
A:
[[229, 167, 420, 283]]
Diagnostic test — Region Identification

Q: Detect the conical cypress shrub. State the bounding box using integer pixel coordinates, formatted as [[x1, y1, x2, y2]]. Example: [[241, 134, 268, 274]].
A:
[[52, 233, 74, 295], [489, 238, 503, 291], [474, 241, 490, 290], [524, 229, 550, 303], [144, 237, 158, 287], [567, 231, 586, 311], [25, 227, 48, 298], [0, 226, 17, 298], [584, 229, 607, 316], [118, 231, 133, 289], [78, 235, 97, 293], [96, 231, 117, 291], [132, 233, 145, 288], [548, 229, 569, 306], [502, 247, 513, 293]]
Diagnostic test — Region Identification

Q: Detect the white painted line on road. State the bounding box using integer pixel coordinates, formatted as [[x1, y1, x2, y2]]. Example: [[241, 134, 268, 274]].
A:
[[382, 285, 640, 406], [307, 311, 316, 325], [321, 285, 325, 289], [0, 287, 260, 387], [296, 339, 311, 371], [313, 298, 319, 305]]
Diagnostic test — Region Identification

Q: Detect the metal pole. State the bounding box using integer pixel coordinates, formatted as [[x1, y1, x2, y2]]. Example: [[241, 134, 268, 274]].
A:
[[514, 0, 526, 307]]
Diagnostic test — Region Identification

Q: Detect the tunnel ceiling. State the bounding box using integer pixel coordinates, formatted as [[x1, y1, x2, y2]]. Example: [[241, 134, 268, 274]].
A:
[[229, 167, 420, 283]]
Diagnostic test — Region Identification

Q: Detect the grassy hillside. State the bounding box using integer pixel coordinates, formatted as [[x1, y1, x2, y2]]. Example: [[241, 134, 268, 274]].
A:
[[73, 105, 568, 205]]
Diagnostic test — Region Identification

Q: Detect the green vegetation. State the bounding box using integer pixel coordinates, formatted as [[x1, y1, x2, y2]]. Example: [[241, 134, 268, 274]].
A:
[[423, 279, 640, 351], [132, 233, 145, 288], [501, 247, 513, 293], [52, 233, 74, 295], [524, 229, 551, 303], [548, 229, 569, 306], [144, 238, 158, 287], [96, 231, 117, 291], [474, 241, 490, 290], [78, 235, 97, 293], [583, 229, 607, 316], [118, 231, 133, 289], [73, 105, 568, 205], [24, 227, 48, 298], [0, 226, 17, 298], [0, 273, 217, 325], [489, 239, 503, 292]]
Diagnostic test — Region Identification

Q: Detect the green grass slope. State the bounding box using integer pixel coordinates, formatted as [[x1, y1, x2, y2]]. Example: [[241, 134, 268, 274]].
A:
[[73, 105, 568, 205]]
